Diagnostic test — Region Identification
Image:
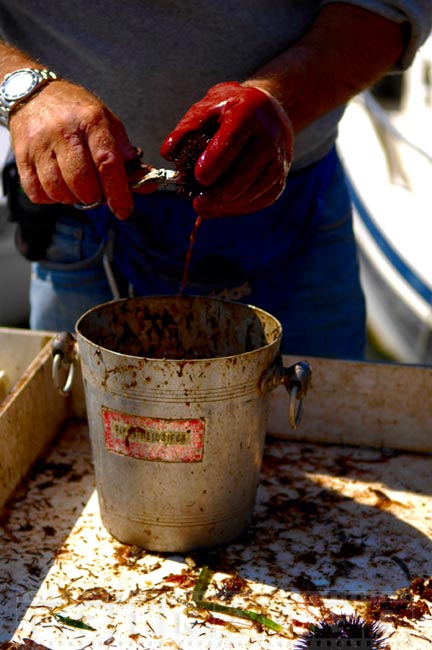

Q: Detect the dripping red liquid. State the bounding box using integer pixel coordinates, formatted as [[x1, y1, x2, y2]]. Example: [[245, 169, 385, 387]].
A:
[[179, 214, 203, 295]]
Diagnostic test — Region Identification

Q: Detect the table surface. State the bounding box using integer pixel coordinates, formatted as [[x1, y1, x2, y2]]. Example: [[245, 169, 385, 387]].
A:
[[1, 418, 431, 649]]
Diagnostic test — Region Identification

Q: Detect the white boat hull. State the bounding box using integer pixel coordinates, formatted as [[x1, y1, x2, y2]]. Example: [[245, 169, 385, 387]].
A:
[[347, 171, 432, 363], [338, 43, 432, 365]]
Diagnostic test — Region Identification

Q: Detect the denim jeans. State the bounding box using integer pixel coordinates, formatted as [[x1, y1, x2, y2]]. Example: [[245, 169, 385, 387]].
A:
[[30, 148, 366, 359], [30, 218, 114, 332]]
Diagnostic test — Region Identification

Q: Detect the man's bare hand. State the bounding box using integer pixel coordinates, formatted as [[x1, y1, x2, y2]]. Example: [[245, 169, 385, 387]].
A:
[[9, 79, 138, 220]]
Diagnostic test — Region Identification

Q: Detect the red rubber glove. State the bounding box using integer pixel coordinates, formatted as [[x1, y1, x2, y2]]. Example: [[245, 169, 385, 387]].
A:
[[160, 81, 294, 219]]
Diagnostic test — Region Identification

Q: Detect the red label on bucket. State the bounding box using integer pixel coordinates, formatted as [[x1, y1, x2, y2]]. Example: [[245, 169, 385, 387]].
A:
[[102, 407, 205, 462]]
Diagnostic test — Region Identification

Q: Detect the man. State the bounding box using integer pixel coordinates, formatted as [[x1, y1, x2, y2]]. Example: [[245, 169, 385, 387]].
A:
[[0, 2, 430, 356]]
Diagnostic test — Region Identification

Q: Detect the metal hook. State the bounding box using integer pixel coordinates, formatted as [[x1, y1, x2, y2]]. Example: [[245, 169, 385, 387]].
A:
[[51, 332, 77, 396], [52, 351, 75, 396]]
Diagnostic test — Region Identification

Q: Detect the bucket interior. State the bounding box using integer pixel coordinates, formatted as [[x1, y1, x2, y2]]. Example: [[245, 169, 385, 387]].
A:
[[77, 296, 281, 360]]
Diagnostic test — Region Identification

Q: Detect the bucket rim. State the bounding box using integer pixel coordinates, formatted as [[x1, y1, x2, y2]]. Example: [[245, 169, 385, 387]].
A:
[[75, 294, 283, 362]]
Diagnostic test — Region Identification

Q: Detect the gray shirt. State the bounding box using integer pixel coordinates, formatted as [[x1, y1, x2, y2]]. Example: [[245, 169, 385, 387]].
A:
[[0, 0, 430, 169]]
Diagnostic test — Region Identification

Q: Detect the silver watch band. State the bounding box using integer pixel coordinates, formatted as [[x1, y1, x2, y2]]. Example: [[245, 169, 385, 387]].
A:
[[0, 68, 59, 128]]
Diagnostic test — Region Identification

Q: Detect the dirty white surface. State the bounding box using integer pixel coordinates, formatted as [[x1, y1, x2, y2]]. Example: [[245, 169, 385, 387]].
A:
[[1, 418, 431, 649]]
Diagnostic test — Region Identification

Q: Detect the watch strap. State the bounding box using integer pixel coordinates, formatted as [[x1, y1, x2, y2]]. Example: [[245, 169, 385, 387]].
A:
[[0, 68, 59, 128]]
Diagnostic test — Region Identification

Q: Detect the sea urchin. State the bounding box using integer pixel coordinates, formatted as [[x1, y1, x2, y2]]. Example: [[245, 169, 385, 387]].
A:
[[173, 121, 218, 199], [294, 613, 388, 649]]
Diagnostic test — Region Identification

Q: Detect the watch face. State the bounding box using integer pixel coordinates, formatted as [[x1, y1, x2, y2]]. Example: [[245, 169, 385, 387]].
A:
[[2, 69, 39, 101]]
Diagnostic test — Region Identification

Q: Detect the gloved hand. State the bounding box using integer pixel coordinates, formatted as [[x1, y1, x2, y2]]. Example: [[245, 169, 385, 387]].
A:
[[160, 81, 294, 219]]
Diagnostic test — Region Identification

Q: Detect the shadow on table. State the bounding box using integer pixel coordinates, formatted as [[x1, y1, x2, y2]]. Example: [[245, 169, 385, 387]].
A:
[[204, 438, 432, 604]]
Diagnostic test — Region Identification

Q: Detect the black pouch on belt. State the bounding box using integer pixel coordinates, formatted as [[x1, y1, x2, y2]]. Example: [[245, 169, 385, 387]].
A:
[[2, 160, 77, 261]]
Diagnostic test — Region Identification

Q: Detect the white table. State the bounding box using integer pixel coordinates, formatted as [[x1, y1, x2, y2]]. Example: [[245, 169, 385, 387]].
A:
[[1, 417, 431, 649]]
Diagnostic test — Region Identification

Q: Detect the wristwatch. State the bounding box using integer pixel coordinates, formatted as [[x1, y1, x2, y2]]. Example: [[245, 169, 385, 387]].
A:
[[0, 68, 59, 127]]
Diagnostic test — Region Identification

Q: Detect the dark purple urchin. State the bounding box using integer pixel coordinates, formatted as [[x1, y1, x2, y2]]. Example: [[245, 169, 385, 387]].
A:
[[293, 613, 388, 649], [173, 121, 218, 200]]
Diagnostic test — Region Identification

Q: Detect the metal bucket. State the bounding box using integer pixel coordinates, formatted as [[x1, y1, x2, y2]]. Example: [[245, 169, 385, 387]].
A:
[[53, 295, 310, 552]]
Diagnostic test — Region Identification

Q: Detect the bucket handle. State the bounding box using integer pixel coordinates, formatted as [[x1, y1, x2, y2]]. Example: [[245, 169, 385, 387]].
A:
[[260, 357, 311, 429], [52, 332, 77, 396]]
